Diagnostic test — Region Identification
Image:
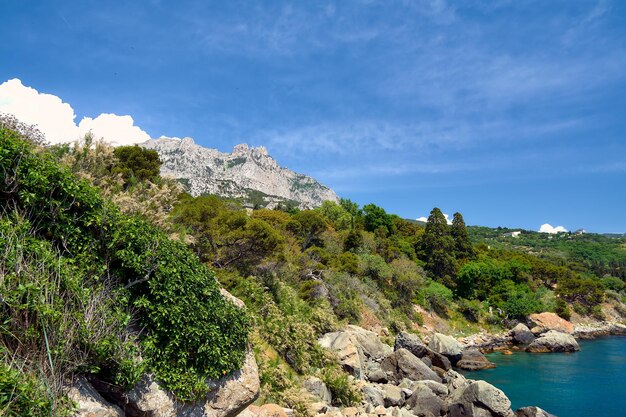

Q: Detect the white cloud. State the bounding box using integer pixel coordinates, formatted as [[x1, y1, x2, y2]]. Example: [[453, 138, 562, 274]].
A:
[[78, 114, 150, 146], [539, 223, 568, 234], [416, 212, 452, 225], [0, 78, 150, 145]]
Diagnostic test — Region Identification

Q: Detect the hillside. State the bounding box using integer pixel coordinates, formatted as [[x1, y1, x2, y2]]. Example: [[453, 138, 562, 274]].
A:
[[141, 137, 339, 209]]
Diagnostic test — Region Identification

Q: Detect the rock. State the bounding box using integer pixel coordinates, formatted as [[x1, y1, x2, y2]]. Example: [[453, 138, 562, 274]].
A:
[[511, 324, 535, 345], [429, 333, 463, 365], [67, 377, 123, 417], [456, 349, 496, 371], [304, 376, 332, 404], [367, 368, 388, 383], [319, 332, 363, 378], [526, 330, 580, 353], [451, 380, 514, 417], [143, 138, 339, 210], [381, 348, 442, 383], [319, 326, 393, 379], [362, 385, 386, 407], [310, 402, 329, 415], [442, 370, 470, 397], [125, 347, 259, 417], [395, 332, 452, 371], [416, 380, 449, 397], [515, 406, 557, 417], [528, 313, 574, 335], [258, 404, 289, 417], [406, 384, 447, 417], [345, 325, 394, 360], [382, 384, 404, 407]]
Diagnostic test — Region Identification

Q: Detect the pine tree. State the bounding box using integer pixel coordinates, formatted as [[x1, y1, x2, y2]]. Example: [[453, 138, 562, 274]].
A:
[[420, 207, 457, 287]]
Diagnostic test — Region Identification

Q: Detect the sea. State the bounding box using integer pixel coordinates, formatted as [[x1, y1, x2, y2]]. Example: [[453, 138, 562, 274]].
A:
[[464, 336, 626, 417]]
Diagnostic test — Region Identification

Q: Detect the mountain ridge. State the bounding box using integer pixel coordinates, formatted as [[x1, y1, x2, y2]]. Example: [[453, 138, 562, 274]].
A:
[[141, 137, 339, 209]]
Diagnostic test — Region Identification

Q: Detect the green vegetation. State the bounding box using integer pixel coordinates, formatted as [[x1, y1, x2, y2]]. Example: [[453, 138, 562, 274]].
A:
[[0, 121, 248, 412], [2, 115, 625, 414]]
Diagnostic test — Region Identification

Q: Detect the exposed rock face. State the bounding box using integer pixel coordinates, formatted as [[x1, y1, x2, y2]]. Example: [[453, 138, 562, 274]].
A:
[[124, 347, 259, 417], [511, 324, 535, 345], [528, 313, 574, 335], [526, 330, 580, 353], [429, 333, 463, 365], [67, 377, 123, 417], [141, 137, 339, 209], [456, 349, 496, 371]]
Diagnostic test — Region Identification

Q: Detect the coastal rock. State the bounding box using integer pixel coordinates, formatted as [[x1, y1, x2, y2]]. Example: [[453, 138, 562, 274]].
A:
[[515, 406, 557, 417], [406, 384, 447, 417], [395, 332, 452, 371], [451, 380, 514, 417], [67, 377, 123, 417], [526, 330, 580, 353], [361, 385, 385, 407], [429, 333, 463, 365], [511, 324, 535, 345], [319, 326, 393, 378], [382, 384, 405, 407], [142, 138, 339, 210], [304, 376, 332, 404], [456, 349, 496, 371], [380, 348, 442, 383], [124, 348, 259, 417], [528, 313, 574, 335]]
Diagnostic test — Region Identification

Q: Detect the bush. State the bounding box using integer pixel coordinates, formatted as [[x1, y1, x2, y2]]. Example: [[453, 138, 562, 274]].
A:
[[555, 298, 571, 320], [321, 367, 362, 407], [419, 281, 453, 317]]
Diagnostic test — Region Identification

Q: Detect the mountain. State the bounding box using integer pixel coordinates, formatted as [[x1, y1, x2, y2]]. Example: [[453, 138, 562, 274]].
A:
[[141, 137, 339, 209]]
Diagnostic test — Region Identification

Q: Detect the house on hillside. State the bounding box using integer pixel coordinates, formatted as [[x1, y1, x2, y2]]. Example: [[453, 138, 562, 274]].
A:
[[503, 231, 522, 238]]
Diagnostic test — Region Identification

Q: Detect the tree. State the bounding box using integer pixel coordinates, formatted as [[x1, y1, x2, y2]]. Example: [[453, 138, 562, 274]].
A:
[[291, 210, 327, 250], [362, 204, 394, 235], [451, 212, 475, 260], [419, 207, 456, 285], [112, 145, 161, 185]]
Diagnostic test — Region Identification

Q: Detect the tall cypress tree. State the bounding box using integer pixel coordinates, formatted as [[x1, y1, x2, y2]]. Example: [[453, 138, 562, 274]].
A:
[[420, 207, 457, 286], [451, 212, 475, 260]]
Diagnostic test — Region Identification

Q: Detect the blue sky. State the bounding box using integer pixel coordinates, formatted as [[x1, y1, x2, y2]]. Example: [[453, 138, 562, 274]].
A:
[[1, 1, 625, 232]]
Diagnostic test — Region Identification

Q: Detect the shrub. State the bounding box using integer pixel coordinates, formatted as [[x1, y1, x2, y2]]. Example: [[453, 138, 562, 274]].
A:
[[419, 280, 453, 317], [555, 298, 571, 320], [321, 367, 362, 407]]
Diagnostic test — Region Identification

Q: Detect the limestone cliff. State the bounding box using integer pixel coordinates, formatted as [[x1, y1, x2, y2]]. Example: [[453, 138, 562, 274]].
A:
[[141, 137, 339, 209]]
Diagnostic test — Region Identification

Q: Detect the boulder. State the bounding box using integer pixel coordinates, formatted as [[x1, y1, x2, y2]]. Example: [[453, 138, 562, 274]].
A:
[[125, 347, 259, 417], [395, 332, 452, 371], [429, 333, 463, 365], [67, 377, 123, 417], [528, 313, 574, 335], [367, 368, 388, 383], [304, 376, 332, 404], [381, 348, 442, 383], [515, 406, 557, 417], [361, 385, 385, 408], [456, 349, 496, 371], [406, 384, 447, 417], [382, 384, 405, 407], [526, 330, 580, 353], [319, 326, 393, 378], [411, 380, 449, 398], [511, 324, 535, 345], [451, 380, 514, 417], [442, 370, 470, 397], [258, 404, 289, 417]]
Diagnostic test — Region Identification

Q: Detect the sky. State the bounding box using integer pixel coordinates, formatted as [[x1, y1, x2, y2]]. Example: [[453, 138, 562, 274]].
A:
[[1, 1, 625, 233]]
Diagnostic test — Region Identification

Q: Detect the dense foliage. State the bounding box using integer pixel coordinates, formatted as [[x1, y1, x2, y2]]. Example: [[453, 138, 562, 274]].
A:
[[0, 125, 249, 413]]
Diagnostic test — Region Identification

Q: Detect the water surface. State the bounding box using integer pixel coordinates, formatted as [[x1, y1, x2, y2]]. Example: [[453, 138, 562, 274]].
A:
[[465, 337, 626, 416]]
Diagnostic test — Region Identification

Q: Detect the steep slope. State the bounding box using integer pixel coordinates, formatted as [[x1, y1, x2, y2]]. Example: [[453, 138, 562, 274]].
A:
[[141, 137, 339, 209]]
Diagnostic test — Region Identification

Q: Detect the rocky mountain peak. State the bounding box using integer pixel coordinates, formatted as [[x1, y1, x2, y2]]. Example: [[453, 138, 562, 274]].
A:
[[141, 137, 339, 209]]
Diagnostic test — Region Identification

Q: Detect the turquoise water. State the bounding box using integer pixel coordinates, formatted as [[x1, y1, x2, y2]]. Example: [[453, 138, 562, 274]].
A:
[[465, 337, 626, 416]]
